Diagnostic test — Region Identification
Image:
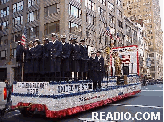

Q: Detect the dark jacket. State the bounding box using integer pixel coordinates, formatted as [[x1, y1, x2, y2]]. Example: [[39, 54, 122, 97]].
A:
[[32, 44, 43, 73], [70, 44, 80, 60], [24, 47, 33, 73], [41, 43, 50, 74], [48, 40, 62, 72], [69, 43, 80, 72], [16, 44, 24, 62], [61, 42, 71, 72], [80, 44, 88, 60], [96, 56, 105, 72]]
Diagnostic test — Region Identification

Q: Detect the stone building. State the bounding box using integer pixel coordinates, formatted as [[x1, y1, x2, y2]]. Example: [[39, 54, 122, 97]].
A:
[[0, 0, 126, 82]]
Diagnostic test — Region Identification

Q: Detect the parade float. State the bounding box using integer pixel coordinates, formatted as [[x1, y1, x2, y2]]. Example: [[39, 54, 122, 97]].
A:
[[10, 45, 141, 118]]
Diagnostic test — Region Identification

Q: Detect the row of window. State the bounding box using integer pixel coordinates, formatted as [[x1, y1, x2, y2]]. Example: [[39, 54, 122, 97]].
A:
[[0, 49, 17, 60], [0, 21, 8, 29], [28, 0, 39, 8], [0, 0, 9, 5], [13, 16, 23, 27], [26, 26, 39, 39], [13, 1, 23, 13], [85, 0, 95, 11], [0, 7, 9, 17], [28, 11, 39, 22]]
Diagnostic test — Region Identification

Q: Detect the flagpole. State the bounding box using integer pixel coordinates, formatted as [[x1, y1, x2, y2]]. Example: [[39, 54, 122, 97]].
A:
[[21, 26, 27, 82]]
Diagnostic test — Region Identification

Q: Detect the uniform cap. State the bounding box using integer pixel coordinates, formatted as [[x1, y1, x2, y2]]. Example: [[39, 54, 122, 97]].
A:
[[69, 37, 77, 41], [18, 41, 21, 43], [91, 51, 96, 54], [43, 38, 49, 41], [80, 39, 85, 42], [52, 33, 57, 37], [97, 50, 102, 53], [34, 39, 39, 41], [61, 35, 67, 39]]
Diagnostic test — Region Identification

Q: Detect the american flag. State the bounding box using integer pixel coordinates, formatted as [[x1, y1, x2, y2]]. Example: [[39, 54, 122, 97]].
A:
[[21, 26, 27, 48], [103, 26, 110, 36], [121, 55, 130, 64]]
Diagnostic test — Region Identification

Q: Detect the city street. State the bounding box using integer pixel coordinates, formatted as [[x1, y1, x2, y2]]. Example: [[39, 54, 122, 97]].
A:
[[1, 84, 163, 122]]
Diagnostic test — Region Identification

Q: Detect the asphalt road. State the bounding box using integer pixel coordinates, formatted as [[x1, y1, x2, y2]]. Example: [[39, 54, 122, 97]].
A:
[[1, 84, 163, 122]]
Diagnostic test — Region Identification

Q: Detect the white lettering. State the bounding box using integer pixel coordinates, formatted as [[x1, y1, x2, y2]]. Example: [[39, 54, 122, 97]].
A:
[[124, 112, 131, 120], [121, 112, 124, 120], [106, 112, 113, 120], [100, 112, 106, 120], [151, 112, 160, 120], [143, 112, 150, 120], [92, 112, 98, 120], [114, 112, 120, 120], [135, 112, 142, 120]]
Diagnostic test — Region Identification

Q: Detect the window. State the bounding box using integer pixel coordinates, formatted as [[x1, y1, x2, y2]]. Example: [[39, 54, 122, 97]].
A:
[[45, 4, 57, 16], [75, 0, 80, 2], [118, 20, 123, 28], [99, 0, 106, 6], [109, 13, 115, 24], [13, 4, 16, 13], [44, 21, 60, 35], [13, 16, 23, 27], [69, 4, 81, 18], [28, 0, 38, 7], [13, 1, 23, 13], [13, 48, 16, 58], [69, 22, 81, 36], [98, 7, 105, 16], [1, 21, 9, 29], [85, 0, 95, 11], [86, 14, 95, 25], [117, 9, 122, 18], [116, 0, 121, 6], [27, 10, 39, 22], [0, 50, 6, 60], [0, 7, 9, 17], [108, 2, 114, 12], [0, 0, 9, 5], [150, 66, 155, 71], [126, 25, 131, 33], [149, 53, 154, 57]]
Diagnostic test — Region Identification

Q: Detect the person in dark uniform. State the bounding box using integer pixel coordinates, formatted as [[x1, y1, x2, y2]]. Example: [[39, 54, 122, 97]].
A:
[[16, 41, 24, 81], [79, 39, 89, 80], [5, 79, 12, 107], [60, 35, 70, 81], [143, 75, 146, 86], [24, 41, 33, 81], [32, 39, 43, 81], [41, 38, 50, 81], [96, 50, 105, 89], [88, 51, 98, 90], [69, 37, 80, 81], [49, 33, 62, 81]]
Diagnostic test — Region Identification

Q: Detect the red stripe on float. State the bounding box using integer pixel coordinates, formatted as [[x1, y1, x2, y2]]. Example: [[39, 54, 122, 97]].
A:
[[11, 90, 141, 118]]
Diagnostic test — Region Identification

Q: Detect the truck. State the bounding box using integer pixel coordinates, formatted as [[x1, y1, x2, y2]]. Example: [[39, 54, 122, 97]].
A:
[[0, 82, 7, 111]]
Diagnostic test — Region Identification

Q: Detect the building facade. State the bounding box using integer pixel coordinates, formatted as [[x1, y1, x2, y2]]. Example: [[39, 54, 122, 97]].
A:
[[122, 0, 163, 79], [0, 0, 125, 82]]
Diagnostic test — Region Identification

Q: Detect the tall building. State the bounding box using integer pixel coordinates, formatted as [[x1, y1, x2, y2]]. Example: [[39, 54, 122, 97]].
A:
[[122, 0, 163, 79], [0, 0, 126, 82]]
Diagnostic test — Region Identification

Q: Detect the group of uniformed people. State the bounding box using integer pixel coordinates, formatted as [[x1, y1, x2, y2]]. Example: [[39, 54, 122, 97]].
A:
[[16, 33, 105, 90]]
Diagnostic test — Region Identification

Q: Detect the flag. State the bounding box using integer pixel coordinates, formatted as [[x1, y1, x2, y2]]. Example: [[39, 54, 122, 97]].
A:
[[21, 26, 27, 48], [104, 26, 110, 36], [121, 55, 130, 64]]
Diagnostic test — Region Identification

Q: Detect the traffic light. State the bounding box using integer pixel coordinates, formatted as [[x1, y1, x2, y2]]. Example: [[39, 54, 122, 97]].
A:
[[105, 47, 110, 54]]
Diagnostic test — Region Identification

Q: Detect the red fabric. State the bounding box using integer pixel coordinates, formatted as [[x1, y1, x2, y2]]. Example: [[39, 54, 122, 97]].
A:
[[66, 108, 72, 115]]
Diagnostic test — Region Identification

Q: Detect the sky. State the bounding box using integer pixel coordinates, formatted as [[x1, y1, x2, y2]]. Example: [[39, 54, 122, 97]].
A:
[[159, 0, 164, 39]]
